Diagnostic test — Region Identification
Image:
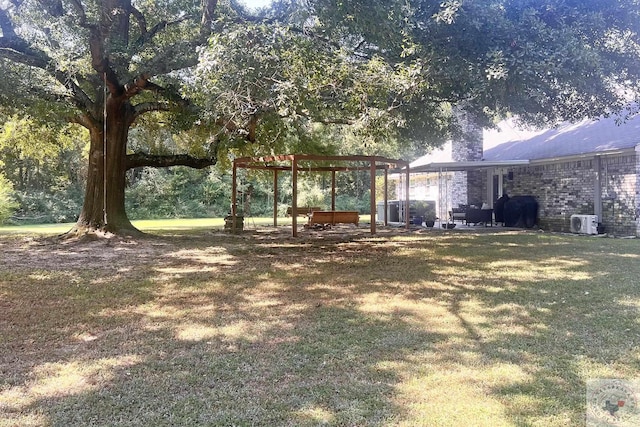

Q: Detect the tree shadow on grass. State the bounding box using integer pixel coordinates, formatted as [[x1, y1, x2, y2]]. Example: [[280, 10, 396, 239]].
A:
[[2, 230, 448, 426], [260, 230, 640, 424], [20, 307, 445, 426], [387, 232, 640, 425], [1, 229, 639, 426]]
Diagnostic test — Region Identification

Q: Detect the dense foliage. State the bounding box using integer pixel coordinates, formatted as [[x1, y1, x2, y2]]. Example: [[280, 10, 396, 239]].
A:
[[124, 167, 373, 220], [0, 173, 18, 224], [0, 1, 639, 228], [309, 0, 640, 128], [0, 117, 86, 223], [0, 116, 374, 223]]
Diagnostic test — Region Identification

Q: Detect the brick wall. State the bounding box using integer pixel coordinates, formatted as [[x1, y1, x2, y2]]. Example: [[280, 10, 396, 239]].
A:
[[601, 155, 638, 237], [467, 170, 486, 206], [502, 153, 638, 236], [636, 147, 640, 237], [451, 171, 468, 207]]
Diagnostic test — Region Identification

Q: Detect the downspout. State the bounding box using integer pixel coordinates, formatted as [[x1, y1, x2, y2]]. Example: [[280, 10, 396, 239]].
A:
[[594, 155, 602, 220]]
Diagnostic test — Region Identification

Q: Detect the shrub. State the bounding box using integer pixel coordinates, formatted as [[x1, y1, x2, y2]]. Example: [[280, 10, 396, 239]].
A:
[[13, 187, 82, 224], [0, 174, 18, 224]]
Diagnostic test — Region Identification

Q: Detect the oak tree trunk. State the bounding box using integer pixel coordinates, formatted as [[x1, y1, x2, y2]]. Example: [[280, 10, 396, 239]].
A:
[[69, 97, 140, 236]]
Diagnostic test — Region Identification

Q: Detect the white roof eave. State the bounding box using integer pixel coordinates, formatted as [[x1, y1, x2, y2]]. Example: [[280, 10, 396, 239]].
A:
[[408, 160, 530, 173]]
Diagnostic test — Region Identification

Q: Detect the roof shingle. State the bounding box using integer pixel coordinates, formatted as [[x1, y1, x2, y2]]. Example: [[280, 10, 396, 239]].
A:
[[483, 113, 640, 161]]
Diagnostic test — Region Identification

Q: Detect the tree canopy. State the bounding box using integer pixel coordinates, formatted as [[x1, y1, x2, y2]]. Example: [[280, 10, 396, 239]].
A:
[[312, 0, 640, 124], [1, 0, 639, 234]]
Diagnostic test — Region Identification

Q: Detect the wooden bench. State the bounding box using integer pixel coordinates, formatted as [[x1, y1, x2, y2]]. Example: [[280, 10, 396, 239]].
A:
[[307, 211, 360, 227], [286, 206, 322, 217]]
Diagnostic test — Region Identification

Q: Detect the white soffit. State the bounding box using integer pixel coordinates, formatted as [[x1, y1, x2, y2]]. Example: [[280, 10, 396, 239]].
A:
[[409, 160, 530, 173]]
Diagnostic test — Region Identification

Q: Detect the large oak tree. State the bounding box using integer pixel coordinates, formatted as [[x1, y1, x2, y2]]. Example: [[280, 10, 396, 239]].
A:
[[0, 0, 231, 235], [1, 0, 639, 235]]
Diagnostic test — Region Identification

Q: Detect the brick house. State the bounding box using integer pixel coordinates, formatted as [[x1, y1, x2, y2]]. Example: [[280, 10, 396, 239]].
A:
[[406, 113, 640, 237]]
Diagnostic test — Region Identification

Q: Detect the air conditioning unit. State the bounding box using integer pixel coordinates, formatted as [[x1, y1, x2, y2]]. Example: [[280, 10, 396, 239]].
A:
[[570, 214, 598, 234]]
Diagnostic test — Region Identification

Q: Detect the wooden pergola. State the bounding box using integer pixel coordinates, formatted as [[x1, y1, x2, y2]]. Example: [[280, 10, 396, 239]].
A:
[[232, 154, 411, 236]]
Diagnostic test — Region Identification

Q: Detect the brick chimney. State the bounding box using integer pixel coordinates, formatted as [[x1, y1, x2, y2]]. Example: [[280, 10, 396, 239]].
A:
[[451, 107, 484, 207]]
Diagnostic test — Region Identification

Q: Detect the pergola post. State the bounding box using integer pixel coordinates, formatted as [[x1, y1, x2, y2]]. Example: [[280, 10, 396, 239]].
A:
[[273, 169, 278, 227], [370, 160, 376, 234], [292, 157, 298, 237], [331, 170, 336, 211], [383, 167, 388, 225], [231, 160, 238, 229], [405, 165, 410, 229]]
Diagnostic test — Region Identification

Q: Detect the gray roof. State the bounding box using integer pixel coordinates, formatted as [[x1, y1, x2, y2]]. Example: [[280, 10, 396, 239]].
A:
[[484, 113, 640, 161]]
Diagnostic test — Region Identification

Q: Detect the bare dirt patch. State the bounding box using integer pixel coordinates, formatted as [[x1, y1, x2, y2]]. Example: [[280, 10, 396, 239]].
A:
[[0, 225, 427, 272], [0, 234, 172, 272]]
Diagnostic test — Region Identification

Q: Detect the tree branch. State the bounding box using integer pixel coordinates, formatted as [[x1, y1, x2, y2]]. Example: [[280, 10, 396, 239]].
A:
[[201, 0, 219, 39], [0, 7, 94, 113], [122, 73, 152, 98], [214, 115, 259, 142], [69, 113, 96, 130], [0, 7, 18, 39], [130, 5, 148, 39], [312, 117, 356, 125], [126, 153, 217, 170], [132, 101, 172, 117], [291, 109, 355, 126], [38, 0, 63, 17], [128, 1, 222, 72], [68, 0, 95, 30], [0, 44, 95, 113], [133, 15, 191, 49], [130, 80, 194, 123]]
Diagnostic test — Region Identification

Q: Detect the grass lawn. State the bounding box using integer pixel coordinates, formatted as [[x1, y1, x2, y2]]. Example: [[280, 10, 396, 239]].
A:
[[0, 216, 372, 235], [0, 224, 639, 426], [0, 217, 278, 235]]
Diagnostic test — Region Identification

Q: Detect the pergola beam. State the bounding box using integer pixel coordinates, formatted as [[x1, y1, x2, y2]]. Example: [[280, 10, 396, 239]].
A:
[[234, 154, 408, 165], [234, 164, 402, 172]]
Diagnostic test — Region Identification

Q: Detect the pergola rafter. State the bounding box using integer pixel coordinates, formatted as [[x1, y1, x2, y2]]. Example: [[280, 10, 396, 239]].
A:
[[232, 154, 411, 236]]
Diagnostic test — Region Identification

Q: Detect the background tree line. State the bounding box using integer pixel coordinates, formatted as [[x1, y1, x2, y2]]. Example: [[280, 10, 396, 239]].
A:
[[0, 116, 383, 224]]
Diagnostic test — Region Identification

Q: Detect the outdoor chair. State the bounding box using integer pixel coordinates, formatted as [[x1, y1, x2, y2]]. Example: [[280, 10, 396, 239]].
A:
[[465, 206, 493, 226]]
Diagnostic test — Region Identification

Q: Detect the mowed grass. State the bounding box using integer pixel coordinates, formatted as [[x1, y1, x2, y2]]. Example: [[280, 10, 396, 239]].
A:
[[0, 216, 372, 235], [0, 225, 639, 426], [0, 217, 279, 235]]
